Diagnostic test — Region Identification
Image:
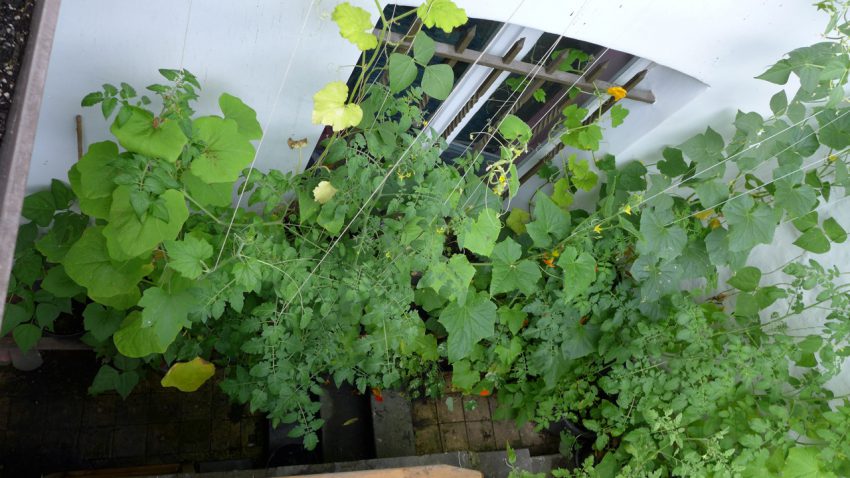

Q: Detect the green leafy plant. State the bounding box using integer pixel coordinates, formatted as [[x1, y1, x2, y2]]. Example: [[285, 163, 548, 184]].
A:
[[5, 1, 850, 473]]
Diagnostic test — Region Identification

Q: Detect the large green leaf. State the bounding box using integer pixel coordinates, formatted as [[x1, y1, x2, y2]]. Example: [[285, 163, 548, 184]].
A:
[[62, 227, 153, 298], [679, 127, 725, 177], [113, 311, 170, 358], [823, 217, 847, 243], [331, 2, 378, 51], [561, 317, 600, 360], [490, 238, 541, 296], [137, 285, 196, 345], [110, 107, 187, 162], [505, 208, 530, 235], [728, 266, 762, 292], [83, 303, 124, 342], [413, 31, 435, 64], [416, 0, 468, 33], [723, 195, 776, 252], [311, 81, 363, 132], [419, 254, 476, 306], [161, 357, 216, 392], [774, 181, 817, 217], [189, 116, 256, 183], [637, 209, 687, 260], [183, 170, 233, 208], [164, 235, 213, 279], [102, 187, 189, 260], [457, 209, 501, 257], [793, 227, 831, 253], [438, 291, 496, 362], [388, 53, 418, 94], [421, 64, 454, 100], [219, 93, 262, 140], [499, 115, 532, 143], [41, 265, 86, 298], [21, 190, 56, 226], [13, 324, 41, 353], [35, 212, 89, 262], [76, 141, 119, 199], [526, 194, 570, 249], [557, 246, 596, 300], [69, 164, 111, 219]]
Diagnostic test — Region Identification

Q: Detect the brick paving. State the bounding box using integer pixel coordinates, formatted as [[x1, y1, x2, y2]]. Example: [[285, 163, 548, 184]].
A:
[[0, 352, 265, 477], [411, 393, 557, 456]]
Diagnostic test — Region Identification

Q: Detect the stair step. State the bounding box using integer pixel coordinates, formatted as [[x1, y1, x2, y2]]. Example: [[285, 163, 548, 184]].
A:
[[370, 390, 416, 458]]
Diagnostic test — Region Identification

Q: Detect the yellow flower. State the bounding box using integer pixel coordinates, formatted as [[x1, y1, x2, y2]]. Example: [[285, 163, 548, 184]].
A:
[[695, 209, 714, 220], [593, 224, 603, 234], [607, 86, 627, 101], [498, 175, 507, 183], [709, 218, 722, 229], [551, 250, 560, 258], [829, 154, 839, 162], [623, 204, 632, 215]]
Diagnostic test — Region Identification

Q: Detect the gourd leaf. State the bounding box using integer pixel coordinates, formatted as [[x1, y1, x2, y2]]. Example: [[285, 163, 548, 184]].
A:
[[183, 170, 233, 208], [637, 209, 687, 260], [438, 291, 496, 362], [21, 190, 56, 226], [13, 324, 42, 353], [189, 116, 256, 183], [103, 187, 189, 261], [110, 106, 187, 162], [137, 285, 197, 346], [419, 254, 476, 306], [113, 311, 170, 358], [219, 93, 262, 140], [490, 238, 541, 296], [558, 246, 596, 300], [331, 2, 378, 51], [69, 164, 111, 219], [505, 208, 530, 235], [723, 195, 776, 252], [312, 81, 363, 132], [63, 227, 153, 298], [83, 303, 123, 342], [164, 235, 213, 279], [526, 194, 570, 249], [728, 266, 762, 292], [41, 265, 86, 298], [416, 0, 468, 33], [161, 357, 216, 392], [499, 115, 532, 143], [457, 208, 501, 257], [421, 64, 454, 100], [35, 212, 89, 262]]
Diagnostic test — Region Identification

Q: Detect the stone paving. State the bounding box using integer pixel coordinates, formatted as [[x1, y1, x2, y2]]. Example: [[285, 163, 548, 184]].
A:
[[0, 352, 265, 477], [411, 394, 558, 456]]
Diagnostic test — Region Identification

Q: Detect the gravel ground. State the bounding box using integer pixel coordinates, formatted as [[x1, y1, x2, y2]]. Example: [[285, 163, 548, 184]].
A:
[[0, 0, 35, 144]]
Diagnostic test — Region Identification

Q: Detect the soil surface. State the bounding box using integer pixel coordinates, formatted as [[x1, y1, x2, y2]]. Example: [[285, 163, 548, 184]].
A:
[[0, 0, 35, 143]]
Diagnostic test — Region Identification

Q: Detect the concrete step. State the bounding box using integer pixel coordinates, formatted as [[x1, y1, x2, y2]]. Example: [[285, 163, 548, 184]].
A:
[[369, 390, 416, 458]]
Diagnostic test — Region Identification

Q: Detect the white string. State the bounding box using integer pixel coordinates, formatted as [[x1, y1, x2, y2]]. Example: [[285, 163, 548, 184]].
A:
[[560, 108, 850, 243], [178, 0, 194, 70], [214, 0, 318, 268], [665, 149, 843, 228], [277, 0, 532, 316]]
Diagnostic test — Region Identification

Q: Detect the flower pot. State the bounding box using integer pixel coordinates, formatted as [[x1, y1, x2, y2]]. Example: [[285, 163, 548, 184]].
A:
[[0, 0, 61, 325]]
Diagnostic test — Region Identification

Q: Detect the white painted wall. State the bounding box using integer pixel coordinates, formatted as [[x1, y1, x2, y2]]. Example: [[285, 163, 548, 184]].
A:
[[28, 1, 849, 392]]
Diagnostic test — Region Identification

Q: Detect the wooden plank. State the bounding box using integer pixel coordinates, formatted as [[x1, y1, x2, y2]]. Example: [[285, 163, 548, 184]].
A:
[[0, 336, 92, 351], [383, 31, 654, 104], [277, 465, 483, 478]]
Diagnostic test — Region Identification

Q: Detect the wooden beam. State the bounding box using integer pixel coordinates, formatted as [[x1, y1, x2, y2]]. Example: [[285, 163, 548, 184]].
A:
[[277, 465, 483, 478], [446, 25, 477, 68], [383, 31, 655, 104]]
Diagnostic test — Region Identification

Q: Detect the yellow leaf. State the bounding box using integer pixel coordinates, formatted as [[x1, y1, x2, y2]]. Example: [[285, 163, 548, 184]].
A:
[[160, 357, 215, 392], [332, 2, 378, 51], [312, 82, 363, 132], [313, 180, 338, 204]]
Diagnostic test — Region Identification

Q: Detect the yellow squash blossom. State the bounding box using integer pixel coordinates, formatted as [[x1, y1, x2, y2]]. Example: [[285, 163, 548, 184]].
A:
[[593, 224, 603, 234], [607, 86, 627, 101], [623, 204, 632, 215]]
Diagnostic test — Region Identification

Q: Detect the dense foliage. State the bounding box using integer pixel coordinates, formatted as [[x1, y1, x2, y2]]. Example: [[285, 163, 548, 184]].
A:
[[4, 0, 850, 475]]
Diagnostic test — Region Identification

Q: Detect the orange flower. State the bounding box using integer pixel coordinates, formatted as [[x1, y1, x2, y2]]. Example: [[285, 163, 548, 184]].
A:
[[542, 257, 556, 268], [607, 86, 627, 101], [479, 389, 491, 397], [371, 387, 383, 402]]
